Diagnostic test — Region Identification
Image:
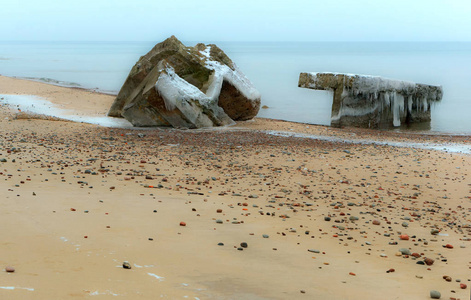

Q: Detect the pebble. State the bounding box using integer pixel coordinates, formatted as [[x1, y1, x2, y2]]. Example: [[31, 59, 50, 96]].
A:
[[5, 266, 15, 273], [460, 283, 467, 289], [262, 234, 269, 238], [123, 261, 132, 269], [372, 220, 381, 225], [424, 258, 434, 265], [179, 221, 186, 226], [399, 234, 409, 240], [324, 216, 331, 221], [386, 268, 395, 273], [399, 248, 411, 255], [443, 275, 452, 282], [240, 242, 248, 248], [430, 290, 441, 299]]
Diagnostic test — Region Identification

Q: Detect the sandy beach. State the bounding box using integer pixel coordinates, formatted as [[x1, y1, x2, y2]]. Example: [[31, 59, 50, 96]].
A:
[[1, 75, 470, 299]]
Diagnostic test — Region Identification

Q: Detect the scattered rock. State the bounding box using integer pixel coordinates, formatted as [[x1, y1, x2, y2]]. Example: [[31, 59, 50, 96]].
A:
[[180, 221, 186, 226], [399, 234, 410, 240], [430, 290, 441, 299], [123, 262, 132, 269], [443, 275, 452, 282], [5, 266, 15, 273], [399, 248, 411, 255]]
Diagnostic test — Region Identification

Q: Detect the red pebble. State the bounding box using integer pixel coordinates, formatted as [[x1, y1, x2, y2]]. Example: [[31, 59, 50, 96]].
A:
[[424, 258, 434, 265], [460, 283, 467, 289], [70, 208, 76, 211], [399, 234, 409, 240], [180, 222, 186, 226], [5, 266, 15, 273], [445, 244, 454, 249], [349, 272, 356, 276], [386, 268, 395, 273]]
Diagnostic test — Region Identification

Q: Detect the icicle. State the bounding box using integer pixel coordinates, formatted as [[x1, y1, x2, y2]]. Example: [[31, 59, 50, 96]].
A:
[[393, 93, 405, 127], [407, 96, 413, 114], [422, 97, 428, 112]]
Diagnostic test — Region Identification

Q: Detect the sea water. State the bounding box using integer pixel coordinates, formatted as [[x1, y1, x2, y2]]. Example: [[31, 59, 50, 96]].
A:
[[0, 41, 470, 134]]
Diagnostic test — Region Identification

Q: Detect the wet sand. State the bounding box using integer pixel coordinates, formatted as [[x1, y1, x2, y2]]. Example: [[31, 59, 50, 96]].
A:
[[1, 75, 470, 299]]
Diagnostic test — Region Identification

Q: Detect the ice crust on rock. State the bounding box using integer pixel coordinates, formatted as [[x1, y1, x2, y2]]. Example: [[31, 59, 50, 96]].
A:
[[203, 46, 261, 102], [298, 72, 443, 129], [155, 65, 233, 128]]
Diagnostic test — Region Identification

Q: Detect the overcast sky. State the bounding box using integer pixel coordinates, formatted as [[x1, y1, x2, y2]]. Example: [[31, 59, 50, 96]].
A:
[[1, 0, 470, 42]]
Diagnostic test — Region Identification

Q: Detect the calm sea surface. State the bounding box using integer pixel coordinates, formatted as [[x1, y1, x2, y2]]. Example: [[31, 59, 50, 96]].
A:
[[0, 41, 470, 134]]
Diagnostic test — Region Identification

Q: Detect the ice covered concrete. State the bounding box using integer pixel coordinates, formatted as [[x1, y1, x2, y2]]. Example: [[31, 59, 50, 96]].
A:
[[298, 72, 443, 129], [108, 36, 261, 129]]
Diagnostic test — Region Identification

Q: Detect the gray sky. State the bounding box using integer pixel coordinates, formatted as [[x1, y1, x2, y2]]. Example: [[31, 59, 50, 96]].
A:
[[1, 0, 470, 42]]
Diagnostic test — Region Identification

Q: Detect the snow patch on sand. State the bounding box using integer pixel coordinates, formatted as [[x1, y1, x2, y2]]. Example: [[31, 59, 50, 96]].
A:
[[0, 286, 35, 291], [0, 94, 133, 128], [266, 130, 471, 155], [89, 290, 120, 296], [148, 273, 165, 281]]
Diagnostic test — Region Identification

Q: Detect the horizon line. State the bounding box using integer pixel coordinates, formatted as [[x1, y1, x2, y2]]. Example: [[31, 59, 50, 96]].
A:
[[1, 40, 471, 44]]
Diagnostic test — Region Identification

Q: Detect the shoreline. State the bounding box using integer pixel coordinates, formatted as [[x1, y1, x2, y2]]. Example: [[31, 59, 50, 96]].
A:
[[3, 74, 470, 138], [1, 74, 471, 299]]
